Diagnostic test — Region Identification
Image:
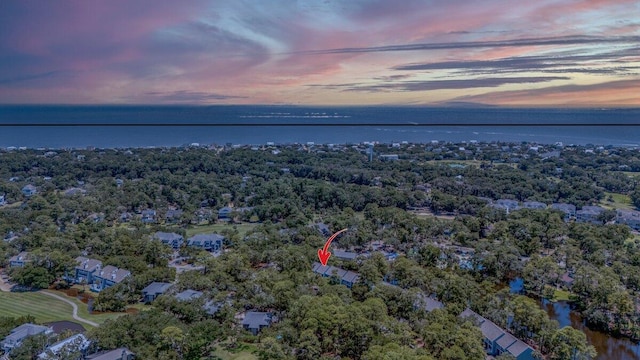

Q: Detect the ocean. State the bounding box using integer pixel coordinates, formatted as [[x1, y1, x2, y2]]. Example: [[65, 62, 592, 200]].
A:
[[0, 105, 639, 148]]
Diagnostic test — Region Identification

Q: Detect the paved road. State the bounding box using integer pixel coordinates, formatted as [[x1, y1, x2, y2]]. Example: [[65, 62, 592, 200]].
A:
[[40, 291, 99, 327]]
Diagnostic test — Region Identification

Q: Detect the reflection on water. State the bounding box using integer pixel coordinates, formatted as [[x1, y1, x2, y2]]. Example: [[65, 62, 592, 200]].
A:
[[509, 278, 640, 360]]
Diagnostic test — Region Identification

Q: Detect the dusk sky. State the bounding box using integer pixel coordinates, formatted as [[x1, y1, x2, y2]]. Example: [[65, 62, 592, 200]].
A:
[[1, 1, 639, 106]]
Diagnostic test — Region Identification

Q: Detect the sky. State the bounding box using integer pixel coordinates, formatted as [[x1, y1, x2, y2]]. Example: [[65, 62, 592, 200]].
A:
[[1, 0, 639, 106]]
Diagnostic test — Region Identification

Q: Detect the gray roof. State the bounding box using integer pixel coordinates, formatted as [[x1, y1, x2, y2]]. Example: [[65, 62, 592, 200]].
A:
[[496, 331, 518, 349], [175, 289, 203, 301], [617, 209, 640, 220], [2, 323, 50, 345], [187, 233, 225, 243], [459, 308, 483, 324], [38, 333, 90, 359], [578, 206, 605, 215], [86, 347, 134, 360], [153, 232, 183, 242], [523, 201, 547, 209], [22, 184, 36, 192], [505, 339, 532, 356], [551, 203, 576, 212], [333, 250, 358, 260], [96, 265, 130, 283], [142, 282, 172, 295], [342, 271, 360, 284], [242, 312, 272, 329], [9, 251, 29, 262], [75, 257, 103, 272], [423, 296, 444, 312], [480, 319, 506, 341]]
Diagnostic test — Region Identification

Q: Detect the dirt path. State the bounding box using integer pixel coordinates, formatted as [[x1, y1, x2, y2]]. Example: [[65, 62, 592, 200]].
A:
[[0, 270, 12, 292], [40, 291, 99, 327]]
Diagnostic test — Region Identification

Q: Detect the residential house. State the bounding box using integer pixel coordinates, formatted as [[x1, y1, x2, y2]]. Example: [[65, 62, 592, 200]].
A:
[[522, 201, 547, 210], [241, 312, 273, 335], [9, 252, 30, 267], [186, 233, 224, 252], [21, 184, 37, 197], [115, 179, 124, 188], [312, 222, 331, 237], [218, 207, 233, 220], [460, 309, 535, 360], [142, 282, 172, 303], [551, 203, 577, 222], [175, 289, 203, 302], [140, 209, 156, 224], [616, 209, 640, 231], [86, 347, 135, 360], [63, 188, 86, 196], [1, 324, 53, 354], [72, 257, 103, 286], [493, 199, 520, 213], [153, 232, 184, 249], [91, 265, 131, 292], [379, 154, 399, 161], [119, 212, 132, 223], [37, 333, 90, 359], [0, 194, 6, 206], [333, 250, 358, 261], [165, 209, 183, 224], [312, 262, 360, 288], [576, 206, 605, 225]]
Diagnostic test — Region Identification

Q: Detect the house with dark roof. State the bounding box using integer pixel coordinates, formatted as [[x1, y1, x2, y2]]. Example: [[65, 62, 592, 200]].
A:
[[522, 201, 547, 210], [576, 206, 605, 225], [9, 252, 30, 267], [241, 312, 273, 335], [312, 262, 360, 288], [71, 257, 103, 285], [140, 209, 156, 224], [186, 233, 224, 252], [165, 209, 183, 224], [460, 309, 535, 360], [86, 347, 135, 360], [21, 184, 37, 197], [333, 250, 358, 261], [91, 265, 131, 292], [175, 289, 203, 302], [551, 203, 576, 222], [142, 282, 172, 303], [153, 232, 184, 249], [218, 207, 233, 220], [616, 209, 640, 231], [1, 323, 53, 354]]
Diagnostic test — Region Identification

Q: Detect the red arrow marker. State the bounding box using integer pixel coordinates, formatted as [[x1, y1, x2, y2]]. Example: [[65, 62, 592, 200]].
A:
[[318, 228, 348, 266]]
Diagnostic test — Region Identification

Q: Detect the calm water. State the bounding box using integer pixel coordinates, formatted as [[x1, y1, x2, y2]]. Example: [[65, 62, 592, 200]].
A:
[[509, 278, 640, 360], [0, 105, 639, 148]]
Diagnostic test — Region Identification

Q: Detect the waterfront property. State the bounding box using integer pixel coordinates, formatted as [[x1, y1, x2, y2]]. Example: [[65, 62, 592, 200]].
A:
[[1, 323, 53, 354], [153, 231, 184, 249], [460, 309, 535, 360], [37, 333, 90, 359]]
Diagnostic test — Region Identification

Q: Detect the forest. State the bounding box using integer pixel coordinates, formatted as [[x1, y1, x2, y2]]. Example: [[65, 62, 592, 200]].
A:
[[1, 142, 640, 359]]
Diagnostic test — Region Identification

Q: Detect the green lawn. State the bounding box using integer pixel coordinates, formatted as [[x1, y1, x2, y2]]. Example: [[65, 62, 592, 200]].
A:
[[552, 289, 572, 302], [186, 222, 257, 238], [0, 290, 138, 326], [600, 192, 634, 210], [213, 343, 258, 360]]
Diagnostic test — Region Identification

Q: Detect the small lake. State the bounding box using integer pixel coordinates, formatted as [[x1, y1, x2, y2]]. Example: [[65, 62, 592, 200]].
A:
[[509, 278, 640, 360]]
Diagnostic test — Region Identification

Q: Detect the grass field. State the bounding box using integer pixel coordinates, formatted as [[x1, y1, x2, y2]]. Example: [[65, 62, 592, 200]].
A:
[[0, 290, 140, 326], [212, 343, 258, 360], [186, 222, 257, 238], [600, 192, 634, 210]]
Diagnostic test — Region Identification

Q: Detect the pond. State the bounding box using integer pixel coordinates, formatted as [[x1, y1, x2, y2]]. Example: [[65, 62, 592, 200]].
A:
[[509, 278, 640, 360]]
